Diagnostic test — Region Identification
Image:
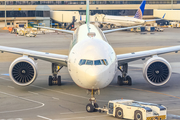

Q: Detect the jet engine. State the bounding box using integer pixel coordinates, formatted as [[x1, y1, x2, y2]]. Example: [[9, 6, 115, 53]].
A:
[[9, 56, 38, 86], [143, 56, 172, 86]]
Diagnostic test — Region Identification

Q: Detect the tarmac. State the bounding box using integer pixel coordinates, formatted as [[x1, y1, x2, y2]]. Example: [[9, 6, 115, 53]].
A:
[[0, 28, 180, 120]]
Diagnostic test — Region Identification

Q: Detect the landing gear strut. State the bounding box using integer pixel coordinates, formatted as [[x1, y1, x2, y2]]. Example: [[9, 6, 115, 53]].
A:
[[49, 63, 63, 86], [117, 63, 132, 86], [86, 89, 99, 112]]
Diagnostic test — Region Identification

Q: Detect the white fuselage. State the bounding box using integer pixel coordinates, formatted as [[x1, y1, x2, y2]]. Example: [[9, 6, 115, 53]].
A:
[[67, 24, 117, 90], [100, 15, 145, 27]]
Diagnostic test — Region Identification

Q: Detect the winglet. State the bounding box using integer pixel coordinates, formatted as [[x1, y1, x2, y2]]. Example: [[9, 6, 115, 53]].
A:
[[134, 0, 146, 19], [162, 13, 166, 19]]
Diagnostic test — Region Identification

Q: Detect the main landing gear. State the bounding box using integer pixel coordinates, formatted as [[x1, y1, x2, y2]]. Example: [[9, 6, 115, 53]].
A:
[[86, 89, 99, 112], [117, 63, 132, 86], [49, 63, 63, 86]]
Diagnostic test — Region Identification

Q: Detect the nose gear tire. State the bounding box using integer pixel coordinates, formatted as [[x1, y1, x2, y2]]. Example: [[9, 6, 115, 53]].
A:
[[94, 103, 99, 112], [86, 103, 95, 112]]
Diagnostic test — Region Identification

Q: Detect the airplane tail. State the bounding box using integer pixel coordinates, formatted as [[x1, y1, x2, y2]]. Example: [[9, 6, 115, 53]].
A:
[[134, 0, 146, 19], [86, 0, 90, 25]]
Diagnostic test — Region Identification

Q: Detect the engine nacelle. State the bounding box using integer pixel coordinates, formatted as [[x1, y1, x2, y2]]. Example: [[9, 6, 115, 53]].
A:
[[143, 56, 172, 86], [9, 56, 38, 86]]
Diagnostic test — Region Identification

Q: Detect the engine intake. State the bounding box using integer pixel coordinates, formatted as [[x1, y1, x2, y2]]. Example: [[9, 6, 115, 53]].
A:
[[9, 57, 38, 86], [143, 56, 171, 86]]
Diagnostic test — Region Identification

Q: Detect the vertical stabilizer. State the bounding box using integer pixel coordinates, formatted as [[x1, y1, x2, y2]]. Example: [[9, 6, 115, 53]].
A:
[[134, 0, 146, 19], [80, 15, 82, 21], [86, 0, 90, 25]]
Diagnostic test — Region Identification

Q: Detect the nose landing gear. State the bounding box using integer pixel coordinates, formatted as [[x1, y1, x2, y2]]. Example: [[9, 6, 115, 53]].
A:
[[117, 63, 132, 86], [86, 89, 99, 112]]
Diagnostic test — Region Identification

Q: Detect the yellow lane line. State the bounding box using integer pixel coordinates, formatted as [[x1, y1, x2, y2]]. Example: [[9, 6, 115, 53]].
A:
[[110, 85, 180, 99], [122, 86, 180, 99]]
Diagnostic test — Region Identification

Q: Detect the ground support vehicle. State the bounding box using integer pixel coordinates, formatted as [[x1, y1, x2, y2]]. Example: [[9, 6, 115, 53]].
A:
[[156, 27, 164, 32], [146, 26, 155, 32], [96, 99, 167, 120], [26, 33, 36, 37]]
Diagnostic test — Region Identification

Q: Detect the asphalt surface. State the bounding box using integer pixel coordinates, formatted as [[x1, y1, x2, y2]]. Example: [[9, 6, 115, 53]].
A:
[[0, 28, 180, 120]]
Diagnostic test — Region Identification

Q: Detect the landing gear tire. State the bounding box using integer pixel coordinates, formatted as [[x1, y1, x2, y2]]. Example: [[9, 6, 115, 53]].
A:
[[50, 63, 63, 86], [99, 24, 103, 28], [94, 103, 99, 112], [126, 76, 132, 86], [117, 76, 123, 86], [86, 90, 99, 112], [134, 110, 143, 120], [86, 103, 95, 112], [117, 63, 133, 86], [49, 76, 53, 86], [117, 75, 132, 86], [58, 76, 61, 86], [108, 24, 111, 29], [115, 107, 123, 119]]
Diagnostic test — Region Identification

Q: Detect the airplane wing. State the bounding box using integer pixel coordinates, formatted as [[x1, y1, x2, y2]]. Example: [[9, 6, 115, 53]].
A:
[[144, 13, 166, 22], [34, 26, 74, 34], [103, 25, 142, 34], [0, 46, 68, 66], [117, 45, 180, 66], [145, 19, 162, 22]]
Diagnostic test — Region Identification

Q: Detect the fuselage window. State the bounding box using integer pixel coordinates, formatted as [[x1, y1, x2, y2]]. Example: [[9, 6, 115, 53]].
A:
[[79, 59, 86, 65], [86, 60, 93, 65], [94, 60, 102, 65]]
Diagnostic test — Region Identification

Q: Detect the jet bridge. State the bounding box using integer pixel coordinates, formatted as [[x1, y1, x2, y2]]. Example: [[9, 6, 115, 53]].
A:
[[154, 9, 180, 22]]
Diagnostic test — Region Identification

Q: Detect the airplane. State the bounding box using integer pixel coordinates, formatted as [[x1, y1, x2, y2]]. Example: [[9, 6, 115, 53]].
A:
[[95, 0, 165, 28], [0, 0, 179, 113]]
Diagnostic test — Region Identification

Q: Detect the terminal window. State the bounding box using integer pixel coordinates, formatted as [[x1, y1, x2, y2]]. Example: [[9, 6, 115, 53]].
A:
[[0, 1, 180, 5]]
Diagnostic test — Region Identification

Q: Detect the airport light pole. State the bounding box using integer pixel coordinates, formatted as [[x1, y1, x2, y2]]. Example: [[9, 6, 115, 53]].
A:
[[5, 0, 6, 27]]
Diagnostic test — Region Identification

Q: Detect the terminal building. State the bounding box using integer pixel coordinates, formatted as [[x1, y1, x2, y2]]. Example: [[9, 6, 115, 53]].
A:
[[0, 0, 180, 27]]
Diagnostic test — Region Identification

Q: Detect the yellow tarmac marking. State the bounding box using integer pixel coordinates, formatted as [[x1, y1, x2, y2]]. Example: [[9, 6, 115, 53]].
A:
[[110, 85, 180, 100], [111, 85, 180, 112], [122, 86, 180, 99]]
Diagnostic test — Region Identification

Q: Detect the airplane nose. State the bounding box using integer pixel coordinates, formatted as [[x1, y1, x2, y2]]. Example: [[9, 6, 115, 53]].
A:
[[84, 67, 111, 89], [84, 67, 104, 87], [86, 67, 102, 80], [77, 66, 112, 89]]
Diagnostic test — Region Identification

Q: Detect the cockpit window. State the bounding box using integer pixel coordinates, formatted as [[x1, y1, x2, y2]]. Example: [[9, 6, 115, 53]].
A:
[[104, 59, 108, 65], [101, 59, 106, 65], [79, 59, 108, 66], [86, 60, 93, 65], [94, 60, 102, 65], [79, 59, 86, 65]]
